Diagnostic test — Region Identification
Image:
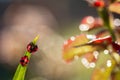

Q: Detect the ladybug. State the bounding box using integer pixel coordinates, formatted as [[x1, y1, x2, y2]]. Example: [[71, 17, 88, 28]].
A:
[[20, 56, 29, 66], [27, 42, 38, 53]]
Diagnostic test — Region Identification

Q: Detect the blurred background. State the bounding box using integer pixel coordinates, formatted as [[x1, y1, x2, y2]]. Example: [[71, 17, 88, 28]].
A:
[[0, 0, 100, 80]]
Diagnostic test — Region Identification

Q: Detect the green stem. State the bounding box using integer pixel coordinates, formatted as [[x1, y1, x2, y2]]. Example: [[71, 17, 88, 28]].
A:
[[97, 8, 116, 41], [13, 35, 39, 80]]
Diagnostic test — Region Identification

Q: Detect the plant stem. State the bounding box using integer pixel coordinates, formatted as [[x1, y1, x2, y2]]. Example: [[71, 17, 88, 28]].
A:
[[13, 35, 39, 80], [97, 8, 116, 41]]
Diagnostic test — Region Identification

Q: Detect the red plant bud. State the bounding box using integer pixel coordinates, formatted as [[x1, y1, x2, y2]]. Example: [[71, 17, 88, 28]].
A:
[[93, 1, 104, 8], [112, 42, 120, 55]]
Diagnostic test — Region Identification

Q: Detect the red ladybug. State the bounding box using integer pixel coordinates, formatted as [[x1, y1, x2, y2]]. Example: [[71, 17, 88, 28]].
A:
[[27, 42, 38, 53], [20, 56, 29, 66]]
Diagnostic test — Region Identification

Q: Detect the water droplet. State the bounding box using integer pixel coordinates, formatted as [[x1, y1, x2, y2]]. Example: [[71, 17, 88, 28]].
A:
[[104, 49, 109, 55], [114, 18, 120, 27], [86, 34, 96, 40], [89, 62, 96, 68], [93, 51, 99, 59], [70, 36, 75, 41], [86, 16, 95, 24], [79, 24, 89, 31], [107, 60, 112, 67]]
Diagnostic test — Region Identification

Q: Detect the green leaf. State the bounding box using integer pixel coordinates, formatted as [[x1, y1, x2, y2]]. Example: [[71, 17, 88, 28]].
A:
[[62, 34, 103, 63], [109, 2, 120, 14]]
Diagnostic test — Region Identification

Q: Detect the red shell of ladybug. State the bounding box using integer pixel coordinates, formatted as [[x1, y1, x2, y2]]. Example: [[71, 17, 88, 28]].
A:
[[27, 42, 38, 53], [20, 56, 29, 66]]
